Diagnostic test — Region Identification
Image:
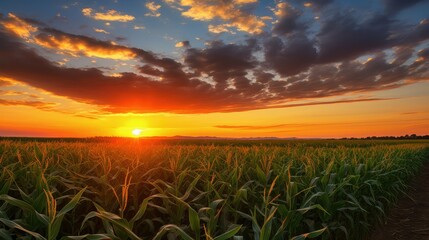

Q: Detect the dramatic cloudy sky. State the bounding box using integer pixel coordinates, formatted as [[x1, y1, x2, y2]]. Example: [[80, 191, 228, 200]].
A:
[[0, 0, 428, 137]]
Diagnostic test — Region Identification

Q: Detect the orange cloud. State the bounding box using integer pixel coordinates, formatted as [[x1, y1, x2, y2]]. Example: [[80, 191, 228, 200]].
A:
[[167, 0, 265, 34], [0, 90, 40, 99], [234, 0, 257, 4], [82, 8, 135, 22], [1, 13, 37, 39], [145, 2, 161, 17], [34, 33, 136, 60], [175, 41, 190, 47], [303, 2, 313, 7], [0, 98, 57, 110], [0, 79, 13, 87], [208, 24, 236, 34], [0, 14, 135, 60]]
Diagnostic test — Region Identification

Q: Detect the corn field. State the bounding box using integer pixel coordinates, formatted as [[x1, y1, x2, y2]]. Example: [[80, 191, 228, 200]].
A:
[[0, 139, 428, 240]]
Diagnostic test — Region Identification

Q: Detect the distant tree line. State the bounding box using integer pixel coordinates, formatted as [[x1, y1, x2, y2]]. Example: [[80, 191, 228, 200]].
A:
[[1, 134, 428, 142], [341, 134, 429, 140]]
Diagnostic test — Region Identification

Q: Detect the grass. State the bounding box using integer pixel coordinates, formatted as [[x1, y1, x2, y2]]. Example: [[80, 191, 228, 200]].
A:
[[0, 139, 428, 239]]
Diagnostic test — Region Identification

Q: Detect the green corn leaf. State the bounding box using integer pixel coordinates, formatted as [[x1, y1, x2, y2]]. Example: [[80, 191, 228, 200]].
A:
[[61, 233, 121, 240], [290, 227, 327, 240], [297, 204, 330, 215], [56, 187, 87, 219], [152, 224, 194, 240], [0, 229, 13, 240], [61, 233, 120, 240], [130, 194, 167, 227], [213, 225, 242, 240], [0, 194, 35, 212], [0, 218, 47, 240], [81, 211, 141, 240], [189, 207, 200, 239]]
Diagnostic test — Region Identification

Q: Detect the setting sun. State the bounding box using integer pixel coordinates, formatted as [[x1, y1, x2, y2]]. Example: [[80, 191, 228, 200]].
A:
[[131, 129, 142, 137]]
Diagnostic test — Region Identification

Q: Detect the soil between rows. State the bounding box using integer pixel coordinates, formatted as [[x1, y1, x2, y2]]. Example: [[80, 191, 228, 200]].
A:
[[369, 162, 429, 240]]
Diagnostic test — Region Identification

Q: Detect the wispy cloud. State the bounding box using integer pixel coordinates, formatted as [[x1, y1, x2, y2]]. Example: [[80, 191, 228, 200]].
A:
[[401, 111, 426, 115], [145, 2, 161, 17], [82, 8, 135, 22], [0, 90, 41, 99], [0, 98, 57, 110], [215, 124, 291, 130], [94, 28, 109, 34], [215, 118, 429, 133], [133, 25, 145, 30], [208, 24, 236, 34], [175, 41, 190, 48], [0, 79, 13, 87]]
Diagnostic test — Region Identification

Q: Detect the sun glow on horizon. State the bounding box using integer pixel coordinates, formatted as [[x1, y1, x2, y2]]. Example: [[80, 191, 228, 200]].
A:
[[131, 128, 142, 137]]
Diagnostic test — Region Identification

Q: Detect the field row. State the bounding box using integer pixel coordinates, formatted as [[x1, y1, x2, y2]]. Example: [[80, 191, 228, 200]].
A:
[[0, 140, 428, 239]]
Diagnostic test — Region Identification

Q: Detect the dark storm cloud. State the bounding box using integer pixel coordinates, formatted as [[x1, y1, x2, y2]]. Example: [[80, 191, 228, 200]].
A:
[[317, 13, 391, 63], [281, 51, 428, 99], [264, 8, 429, 76], [397, 18, 429, 44], [264, 10, 429, 77], [264, 34, 317, 76], [418, 47, 429, 59], [308, 0, 334, 8], [138, 54, 191, 87], [115, 36, 127, 42], [383, 0, 427, 14], [408, 47, 429, 79], [184, 39, 259, 90], [316, 12, 429, 64], [391, 46, 414, 66], [272, 3, 304, 35]]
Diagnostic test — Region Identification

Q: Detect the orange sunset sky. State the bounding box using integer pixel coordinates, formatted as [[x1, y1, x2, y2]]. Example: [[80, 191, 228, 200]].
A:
[[0, 0, 428, 138]]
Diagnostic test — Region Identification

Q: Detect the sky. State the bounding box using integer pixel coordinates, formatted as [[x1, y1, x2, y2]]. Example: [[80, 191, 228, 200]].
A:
[[0, 0, 428, 138]]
